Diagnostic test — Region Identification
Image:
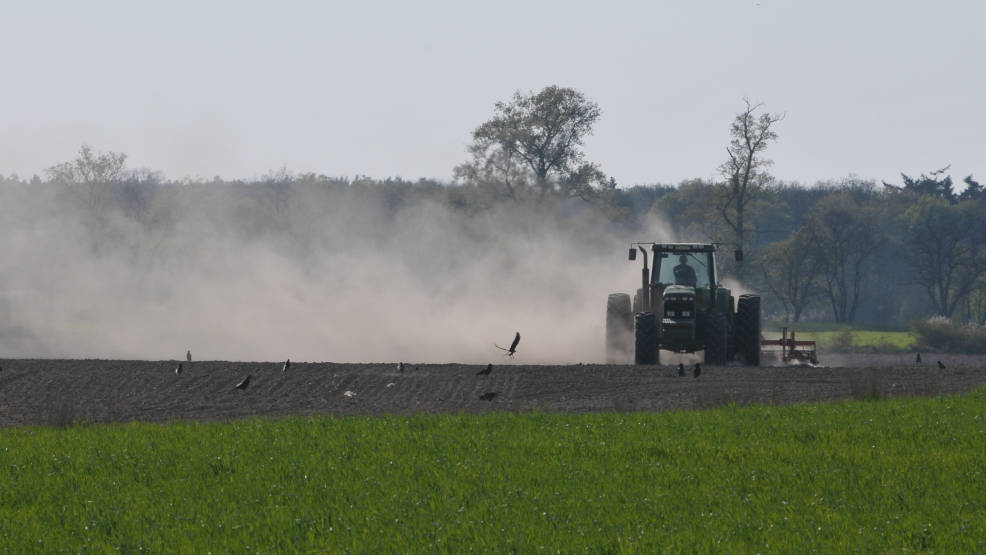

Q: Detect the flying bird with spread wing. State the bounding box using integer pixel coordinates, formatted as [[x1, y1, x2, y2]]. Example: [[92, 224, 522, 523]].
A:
[[495, 332, 521, 357], [233, 375, 251, 391]]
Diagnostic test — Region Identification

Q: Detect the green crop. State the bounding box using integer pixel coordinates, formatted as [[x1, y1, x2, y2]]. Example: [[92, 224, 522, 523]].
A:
[[1, 390, 984, 552]]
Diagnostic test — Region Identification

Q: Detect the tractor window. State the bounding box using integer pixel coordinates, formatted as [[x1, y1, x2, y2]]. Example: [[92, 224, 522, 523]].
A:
[[654, 252, 711, 288]]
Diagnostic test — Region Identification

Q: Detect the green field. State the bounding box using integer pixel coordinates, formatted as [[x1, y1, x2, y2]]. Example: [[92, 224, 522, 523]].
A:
[[2, 391, 985, 552]]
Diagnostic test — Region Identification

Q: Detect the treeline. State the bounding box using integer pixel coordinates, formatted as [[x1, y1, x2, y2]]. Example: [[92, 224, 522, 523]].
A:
[[3, 147, 984, 328]]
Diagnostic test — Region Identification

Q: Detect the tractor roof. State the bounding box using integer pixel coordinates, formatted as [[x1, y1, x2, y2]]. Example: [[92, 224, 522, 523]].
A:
[[647, 243, 716, 253]]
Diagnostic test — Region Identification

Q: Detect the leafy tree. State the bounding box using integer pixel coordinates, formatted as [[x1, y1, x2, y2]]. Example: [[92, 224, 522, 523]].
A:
[[883, 165, 955, 202], [456, 86, 606, 201], [901, 196, 986, 317], [717, 99, 784, 251], [804, 193, 883, 323], [757, 227, 820, 322]]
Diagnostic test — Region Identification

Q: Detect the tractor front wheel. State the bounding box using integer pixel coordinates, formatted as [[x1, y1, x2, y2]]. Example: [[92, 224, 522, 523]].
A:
[[634, 312, 659, 365], [704, 311, 728, 365]]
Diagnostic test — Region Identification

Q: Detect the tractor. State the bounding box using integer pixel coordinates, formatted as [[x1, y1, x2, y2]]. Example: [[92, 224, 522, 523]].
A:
[[606, 243, 762, 366]]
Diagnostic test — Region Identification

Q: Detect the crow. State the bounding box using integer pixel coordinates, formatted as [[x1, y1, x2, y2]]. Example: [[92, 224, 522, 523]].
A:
[[282, 359, 290, 372], [186, 350, 192, 362], [677, 362, 685, 377], [397, 362, 405, 373], [693, 362, 702, 378], [233, 375, 251, 391], [495, 332, 521, 357], [477, 363, 492, 376], [479, 392, 497, 401], [175, 363, 183, 374], [937, 360, 946, 369], [915, 352, 922, 363]]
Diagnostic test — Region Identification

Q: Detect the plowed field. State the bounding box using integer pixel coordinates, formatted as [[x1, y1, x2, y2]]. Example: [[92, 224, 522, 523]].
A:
[[2, 354, 985, 428]]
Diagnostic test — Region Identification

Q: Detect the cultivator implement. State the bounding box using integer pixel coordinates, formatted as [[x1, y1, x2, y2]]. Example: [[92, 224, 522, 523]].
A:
[[761, 327, 818, 365]]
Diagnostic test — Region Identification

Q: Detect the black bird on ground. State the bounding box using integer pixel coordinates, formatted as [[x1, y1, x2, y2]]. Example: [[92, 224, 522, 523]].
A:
[[477, 363, 493, 376], [282, 359, 290, 372], [915, 352, 922, 363], [693, 363, 702, 378], [677, 363, 685, 377], [397, 362, 405, 373], [937, 360, 946, 369], [186, 350, 192, 362], [479, 392, 497, 401], [175, 363, 183, 374], [495, 332, 521, 357], [233, 375, 251, 391]]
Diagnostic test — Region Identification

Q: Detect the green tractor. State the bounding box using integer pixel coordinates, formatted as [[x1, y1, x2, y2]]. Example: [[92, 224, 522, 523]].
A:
[[606, 243, 761, 366]]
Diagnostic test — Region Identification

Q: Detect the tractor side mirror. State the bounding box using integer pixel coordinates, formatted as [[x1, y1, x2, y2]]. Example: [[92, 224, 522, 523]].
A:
[[734, 249, 744, 262], [628, 248, 637, 261]]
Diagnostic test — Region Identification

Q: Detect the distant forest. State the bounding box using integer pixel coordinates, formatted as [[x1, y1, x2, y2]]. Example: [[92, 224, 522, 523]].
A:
[[3, 87, 985, 330]]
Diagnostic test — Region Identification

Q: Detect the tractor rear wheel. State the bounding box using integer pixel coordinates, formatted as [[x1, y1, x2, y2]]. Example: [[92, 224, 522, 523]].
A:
[[736, 294, 762, 366], [704, 311, 728, 365], [634, 312, 659, 365], [606, 293, 633, 363]]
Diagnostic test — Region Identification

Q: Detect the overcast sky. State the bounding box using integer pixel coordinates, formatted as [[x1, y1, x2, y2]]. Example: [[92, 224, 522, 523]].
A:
[[2, 0, 983, 187]]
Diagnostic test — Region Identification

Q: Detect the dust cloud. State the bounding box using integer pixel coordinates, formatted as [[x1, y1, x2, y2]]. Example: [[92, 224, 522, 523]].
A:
[[0, 179, 674, 363]]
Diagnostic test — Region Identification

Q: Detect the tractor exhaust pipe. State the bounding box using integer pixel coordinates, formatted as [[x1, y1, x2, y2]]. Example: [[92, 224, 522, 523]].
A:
[[638, 245, 650, 312]]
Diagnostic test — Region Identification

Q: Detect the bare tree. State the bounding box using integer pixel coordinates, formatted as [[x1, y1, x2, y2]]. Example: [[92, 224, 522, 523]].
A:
[[718, 99, 784, 250], [457, 86, 605, 201], [46, 144, 128, 212]]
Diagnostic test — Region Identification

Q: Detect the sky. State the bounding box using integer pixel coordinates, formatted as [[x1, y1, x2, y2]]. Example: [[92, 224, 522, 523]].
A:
[[2, 0, 984, 187]]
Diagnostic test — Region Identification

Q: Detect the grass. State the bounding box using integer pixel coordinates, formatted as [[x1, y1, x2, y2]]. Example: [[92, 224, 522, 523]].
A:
[[2, 391, 986, 551]]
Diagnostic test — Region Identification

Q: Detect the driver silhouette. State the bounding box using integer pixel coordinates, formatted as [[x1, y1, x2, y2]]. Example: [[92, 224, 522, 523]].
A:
[[673, 255, 697, 286]]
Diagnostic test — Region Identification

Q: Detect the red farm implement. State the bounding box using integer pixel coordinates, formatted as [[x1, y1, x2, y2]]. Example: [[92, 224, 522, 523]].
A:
[[761, 327, 818, 365]]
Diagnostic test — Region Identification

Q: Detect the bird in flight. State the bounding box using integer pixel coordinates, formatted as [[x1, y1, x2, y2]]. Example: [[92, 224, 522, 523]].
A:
[[175, 363, 183, 374], [477, 363, 492, 376], [677, 363, 685, 377], [693, 363, 701, 378], [937, 360, 946, 369], [233, 375, 251, 391], [282, 359, 290, 372], [495, 332, 521, 357], [479, 392, 497, 401], [186, 350, 192, 362]]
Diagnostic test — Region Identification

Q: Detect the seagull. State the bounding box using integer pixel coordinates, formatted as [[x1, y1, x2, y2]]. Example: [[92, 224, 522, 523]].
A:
[[397, 362, 405, 373], [175, 363, 183, 374], [233, 375, 251, 391], [495, 332, 521, 357], [915, 352, 922, 363], [677, 363, 685, 377], [282, 359, 290, 372], [693, 363, 701, 378], [937, 360, 946, 369], [186, 350, 192, 362], [477, 363, 492, 376], [479, 392, 497, 401]]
